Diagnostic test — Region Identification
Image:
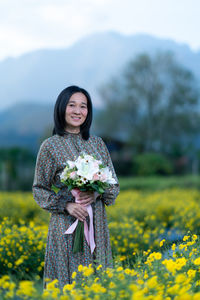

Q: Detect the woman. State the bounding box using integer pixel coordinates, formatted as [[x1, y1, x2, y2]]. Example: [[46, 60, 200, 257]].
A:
[[32, 85, 120, 290]]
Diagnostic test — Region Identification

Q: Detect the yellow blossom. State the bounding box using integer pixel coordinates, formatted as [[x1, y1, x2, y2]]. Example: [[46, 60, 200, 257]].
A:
[[159, 239, 165, 247], [16, 281, 37, 298], [72, 272, 76, 279], [193, 257, 200, 265], [15, 258, 24, 266], [96, 264, 102, 271], [78, 265, 83, 272], [183, 235, 190, 241], [171, 243, 176, 251], [187, 269, 196, 278], [146, 276, 157, 289], [192, 234, 197, 240], [109, 282, 116, 289]]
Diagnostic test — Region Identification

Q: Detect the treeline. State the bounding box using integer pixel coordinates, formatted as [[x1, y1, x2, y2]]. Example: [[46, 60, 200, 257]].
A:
[[0, 148, 36, 191], [94, 51, 200, 176]]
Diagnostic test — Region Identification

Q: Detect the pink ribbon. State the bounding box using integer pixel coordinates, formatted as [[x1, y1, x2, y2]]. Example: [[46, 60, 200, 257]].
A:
[[64, 188, 98, 253]]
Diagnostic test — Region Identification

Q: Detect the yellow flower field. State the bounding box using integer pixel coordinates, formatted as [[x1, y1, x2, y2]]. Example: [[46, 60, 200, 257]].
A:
[[1, 189, 200, 299]]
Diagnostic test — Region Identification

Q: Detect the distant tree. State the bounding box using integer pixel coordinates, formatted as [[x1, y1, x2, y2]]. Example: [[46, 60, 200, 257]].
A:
[[132, 152, 173, 176], [96, 52, 200, 155], [0, 147, 35, 190]]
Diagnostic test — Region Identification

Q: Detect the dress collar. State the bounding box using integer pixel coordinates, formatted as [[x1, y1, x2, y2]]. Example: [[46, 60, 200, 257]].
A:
[[63, 131, 81, 138]]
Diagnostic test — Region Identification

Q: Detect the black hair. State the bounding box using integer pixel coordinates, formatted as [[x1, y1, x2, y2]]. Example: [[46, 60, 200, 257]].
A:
[[52, 85, 93, 140]]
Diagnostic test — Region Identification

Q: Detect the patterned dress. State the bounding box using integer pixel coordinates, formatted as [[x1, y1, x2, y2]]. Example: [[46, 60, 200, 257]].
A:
[[32, 132, 120, 290]]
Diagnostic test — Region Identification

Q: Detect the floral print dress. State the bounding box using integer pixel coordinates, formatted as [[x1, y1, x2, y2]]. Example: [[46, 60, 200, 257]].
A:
[[32, 132, 120, 290]]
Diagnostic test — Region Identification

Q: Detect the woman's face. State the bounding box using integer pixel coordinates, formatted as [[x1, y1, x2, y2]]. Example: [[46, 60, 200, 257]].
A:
[[65, 92, 88, 132]]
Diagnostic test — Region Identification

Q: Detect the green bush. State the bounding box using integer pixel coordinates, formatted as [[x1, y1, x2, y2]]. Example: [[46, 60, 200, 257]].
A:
[[118, 175, 200, 191], [133, 152, 173, 176]]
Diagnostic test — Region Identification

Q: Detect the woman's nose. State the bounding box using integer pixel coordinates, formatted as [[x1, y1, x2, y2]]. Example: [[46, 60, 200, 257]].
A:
[[74, 106, 81, 114]]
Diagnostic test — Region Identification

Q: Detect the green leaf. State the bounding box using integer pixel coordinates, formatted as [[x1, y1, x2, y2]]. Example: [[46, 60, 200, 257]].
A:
[[51, 185, 59, 194], [79, 187, 87, 192], [98, 187, 105, 194], [72, 221, 84, 254], [67, 185, 73, 191]]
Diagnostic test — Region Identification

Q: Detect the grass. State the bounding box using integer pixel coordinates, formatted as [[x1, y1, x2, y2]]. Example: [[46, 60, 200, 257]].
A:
[[118, 174, 200, 191]]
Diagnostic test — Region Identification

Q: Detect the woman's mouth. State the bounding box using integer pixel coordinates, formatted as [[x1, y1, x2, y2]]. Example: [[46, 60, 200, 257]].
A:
[[71, 116, 81, 121]]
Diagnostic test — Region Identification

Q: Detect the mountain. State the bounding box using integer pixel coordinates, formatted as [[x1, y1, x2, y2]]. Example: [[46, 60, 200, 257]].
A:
[[1, 31, 200, 150], [0, 102, 100, 152], [0, 103, 54, 151], [0, 31, 200, 112]]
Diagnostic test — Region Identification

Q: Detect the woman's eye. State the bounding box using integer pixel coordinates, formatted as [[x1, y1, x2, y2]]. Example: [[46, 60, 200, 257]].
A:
[[68, 104, 87, 109]]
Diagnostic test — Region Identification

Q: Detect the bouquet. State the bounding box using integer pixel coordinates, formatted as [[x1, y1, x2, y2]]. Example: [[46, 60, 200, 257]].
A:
[[60, 152, 117, 254]]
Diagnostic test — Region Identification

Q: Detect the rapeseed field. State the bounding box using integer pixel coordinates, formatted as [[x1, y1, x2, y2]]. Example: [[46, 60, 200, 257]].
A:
[[1, 189, 200, 299]]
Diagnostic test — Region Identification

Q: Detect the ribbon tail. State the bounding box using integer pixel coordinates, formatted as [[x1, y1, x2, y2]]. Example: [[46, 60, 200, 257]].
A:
[[87, 205, 96, 253], [84, 221, 89, 244], [64, 219, 78, 234]]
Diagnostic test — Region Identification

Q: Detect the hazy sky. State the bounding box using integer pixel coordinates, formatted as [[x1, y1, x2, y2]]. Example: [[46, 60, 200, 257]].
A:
[[0, 0, 199, 61]]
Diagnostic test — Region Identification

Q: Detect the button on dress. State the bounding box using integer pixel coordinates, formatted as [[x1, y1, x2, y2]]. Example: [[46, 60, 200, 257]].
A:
[[32, 132, 120, 290]]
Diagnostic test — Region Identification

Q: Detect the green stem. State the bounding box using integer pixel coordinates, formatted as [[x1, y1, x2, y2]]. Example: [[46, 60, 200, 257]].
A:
[[72, 221, 84, 254]]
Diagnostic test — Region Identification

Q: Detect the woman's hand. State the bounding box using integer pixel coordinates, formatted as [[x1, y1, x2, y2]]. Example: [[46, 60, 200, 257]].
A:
[[77, 191, 96, 206], [65, 202, 88, 222]]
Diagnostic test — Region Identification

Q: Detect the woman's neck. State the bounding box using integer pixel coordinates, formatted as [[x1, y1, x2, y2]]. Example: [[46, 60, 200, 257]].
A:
[[65, 126, 80, 134]]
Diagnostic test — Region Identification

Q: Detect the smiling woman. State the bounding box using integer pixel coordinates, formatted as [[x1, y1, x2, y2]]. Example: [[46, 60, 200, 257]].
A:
[[65, 92, 88, 133], [32, 85, 120, 291]]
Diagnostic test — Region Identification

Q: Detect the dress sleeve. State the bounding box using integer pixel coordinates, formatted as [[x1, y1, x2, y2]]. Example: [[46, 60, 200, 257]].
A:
[[32, 140, 72, 213], [97, 137, 120, 206]]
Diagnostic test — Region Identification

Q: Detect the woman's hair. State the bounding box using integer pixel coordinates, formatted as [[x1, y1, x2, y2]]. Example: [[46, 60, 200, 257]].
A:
[[52, 85, 93, 140]]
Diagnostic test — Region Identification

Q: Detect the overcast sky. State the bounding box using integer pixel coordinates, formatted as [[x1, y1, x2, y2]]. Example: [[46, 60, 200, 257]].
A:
[[0, 0, 199, 61]]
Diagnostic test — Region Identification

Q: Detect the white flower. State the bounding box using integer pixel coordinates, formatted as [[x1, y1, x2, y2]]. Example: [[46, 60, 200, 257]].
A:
[[100, 167, 117, 184], [75, 155, 99, 180], [69, 171, 77, 179], [60, 168, 69, 181], [60, 153, 117, 186], [67, 160, 76, 169]]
